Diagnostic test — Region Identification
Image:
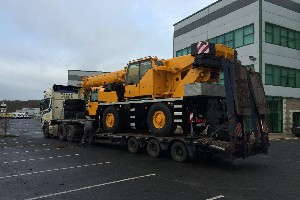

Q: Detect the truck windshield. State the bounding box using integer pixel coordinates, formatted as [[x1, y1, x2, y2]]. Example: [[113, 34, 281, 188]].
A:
[[40, 98, 50, 111]]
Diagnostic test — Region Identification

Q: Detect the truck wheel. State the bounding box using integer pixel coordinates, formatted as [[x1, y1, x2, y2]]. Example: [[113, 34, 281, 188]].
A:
[[58, 124, 66, 140], [66, 125, 75, 142], [128, 137, 140, 154], [43, 124, 50, 138], [147, 139, 161, 158], [102, 106, 120, 133], [170, 142, 188, 162], [147, 103, 174, 137]]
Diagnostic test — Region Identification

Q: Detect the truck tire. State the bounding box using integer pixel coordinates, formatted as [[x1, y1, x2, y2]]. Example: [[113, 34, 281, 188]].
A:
[[147, 139, 161, 158], [147, 103, 175, 137], [43, 124, 50, 138], [170, 142, 188, 162], [102, 106, 120, 133], [66, 125, 76, 142], [128, 137, 140, 154], [58, 124, 66, 141]]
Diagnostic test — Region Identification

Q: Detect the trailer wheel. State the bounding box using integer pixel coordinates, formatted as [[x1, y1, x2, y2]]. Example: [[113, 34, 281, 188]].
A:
[[147, 103, 174, 137], [66, 125, 76, 142], [58, 124, 66, 140], [128, 137, 140, 154], [170, 142, 188, 162], [102, 106, 120, 133], [43, 124, 50, 138], [147, 139, 161, 158]]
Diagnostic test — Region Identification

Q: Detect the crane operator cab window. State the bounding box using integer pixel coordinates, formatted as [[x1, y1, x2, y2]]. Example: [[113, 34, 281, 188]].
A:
[[126, 60, 152, 85], [90, 90, 98, 102]]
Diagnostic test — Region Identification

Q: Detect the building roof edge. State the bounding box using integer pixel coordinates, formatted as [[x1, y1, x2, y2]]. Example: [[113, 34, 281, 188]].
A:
[[173, 0, 223, 26]]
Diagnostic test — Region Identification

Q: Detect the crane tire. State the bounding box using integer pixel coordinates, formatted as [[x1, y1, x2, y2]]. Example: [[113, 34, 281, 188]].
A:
[[147, 103, 174, 137], [102, 106, 120, 133]]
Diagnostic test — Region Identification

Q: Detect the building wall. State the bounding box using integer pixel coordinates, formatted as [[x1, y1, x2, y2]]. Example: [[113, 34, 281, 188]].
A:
[[68, 70, 104, 86], [262, 0, 300, 98], [173, 0, 300, 133], [174, 0, 260, 70]]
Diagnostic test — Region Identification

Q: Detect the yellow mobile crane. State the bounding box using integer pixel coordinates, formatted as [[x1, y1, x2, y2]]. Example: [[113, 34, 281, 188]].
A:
[[81, 69, 126, 117], [41, 41, 270, 162]]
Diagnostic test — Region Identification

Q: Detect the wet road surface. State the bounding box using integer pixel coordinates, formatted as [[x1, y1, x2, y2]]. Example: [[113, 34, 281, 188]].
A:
[[0, 119, 300, 200]]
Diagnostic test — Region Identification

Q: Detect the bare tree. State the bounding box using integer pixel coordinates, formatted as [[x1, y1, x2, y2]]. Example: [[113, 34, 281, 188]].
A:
[[0, 115, 11, 135]]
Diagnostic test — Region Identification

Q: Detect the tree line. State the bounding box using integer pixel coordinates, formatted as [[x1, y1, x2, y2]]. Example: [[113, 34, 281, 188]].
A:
[[1, 100, 41, 113]]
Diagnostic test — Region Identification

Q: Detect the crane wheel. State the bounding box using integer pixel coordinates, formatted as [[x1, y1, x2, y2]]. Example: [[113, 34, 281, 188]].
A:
[[147, 139, 161, 158], [128, 137, 140, 154], [147, 103, 174, 137], [102, 106, 120, 133], [58, 124, 66, 140], [170, 142, 188, 162]]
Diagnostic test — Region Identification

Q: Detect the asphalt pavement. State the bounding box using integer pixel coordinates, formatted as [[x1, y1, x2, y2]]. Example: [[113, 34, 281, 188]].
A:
[[0, 119, 299, 200]]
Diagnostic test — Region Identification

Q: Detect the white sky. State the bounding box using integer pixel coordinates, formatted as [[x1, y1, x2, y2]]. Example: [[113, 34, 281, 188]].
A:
[[0, 0, 217, 100]]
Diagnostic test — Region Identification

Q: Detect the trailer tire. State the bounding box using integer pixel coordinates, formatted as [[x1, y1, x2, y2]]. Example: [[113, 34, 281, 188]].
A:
[[170, 142, 188, 162], [102, 106, 120, 133], [58, 124, 66, 140], [147, 103, 174, 137], [128, 137, 140, 154], [147, 139, 161, 158], [43, 124, 50, 138], [66, 125, 76, 142]]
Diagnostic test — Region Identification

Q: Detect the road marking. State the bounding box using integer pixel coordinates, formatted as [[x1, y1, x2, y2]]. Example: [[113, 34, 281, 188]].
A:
[[206, 195, 225, 200], [0, 162, 112, 180], [25, 173, 155, 200], [1, 148, 62, 155], [2, 154, 80, 164]]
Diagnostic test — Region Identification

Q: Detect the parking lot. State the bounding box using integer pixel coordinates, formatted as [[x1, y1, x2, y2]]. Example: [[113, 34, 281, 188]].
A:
[[1, 119, 300, 200]]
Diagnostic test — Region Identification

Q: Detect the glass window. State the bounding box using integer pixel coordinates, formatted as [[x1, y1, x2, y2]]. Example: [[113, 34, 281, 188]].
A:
[[296, 32, 300, 50], [273, 26, 280, 45], [273, 66, 280, 86], [265, 23, 273, 43], [90, 91, 98, 102], [224, 32, 234, 47], [140, 60, 152, 79], [265, 65, 273, 85], [234, 28, 243, 48], [287, 68, 296, 87], [265, 22, 300, 49], [244, 24, 254, 45], [281, 68, 288, 87], [182, 48, 188, 55], [297, 70, 300, 88], [187, 47, 191, 54], [266, 96, 283, 133], [125, 63, 140, 85], [176, 50, 181, 57], [216, 35, 224, 44], [288, 30, 295, 48], [281, 28, 288, 47]]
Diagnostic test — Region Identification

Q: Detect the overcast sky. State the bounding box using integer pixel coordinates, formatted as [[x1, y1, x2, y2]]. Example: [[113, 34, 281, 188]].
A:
[[0, 0, 216, 100]]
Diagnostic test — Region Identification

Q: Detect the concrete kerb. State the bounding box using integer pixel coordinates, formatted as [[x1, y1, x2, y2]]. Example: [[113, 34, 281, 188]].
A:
[[269, 133, 299, 140]]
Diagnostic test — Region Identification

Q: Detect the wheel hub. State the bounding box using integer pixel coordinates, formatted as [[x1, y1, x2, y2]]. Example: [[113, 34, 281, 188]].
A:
[[153, 111, 165, 129], [106, 113, 115, 128]]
